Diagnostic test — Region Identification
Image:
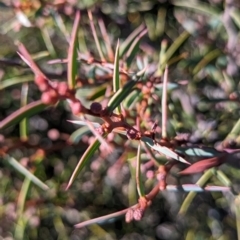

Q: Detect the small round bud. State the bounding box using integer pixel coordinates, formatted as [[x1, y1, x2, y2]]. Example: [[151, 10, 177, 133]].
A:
[[57, 82, 69, 96], [35, 75, 47, 85], [70, 101, 82, 115], [90, 102, 102, 114], [48, 89, 59, 104], [41, 90, 58, 105], [47, 129, 60, 141], [229, 92, 238, 100], [38, 82, 49, 92], [48, 89, 58, 98], [41, 92, 53, 105], [35, 75, 49, 92]]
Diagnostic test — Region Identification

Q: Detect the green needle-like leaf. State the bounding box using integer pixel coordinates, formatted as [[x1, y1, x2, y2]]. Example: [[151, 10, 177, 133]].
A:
[[172, 0, 221, 17], [215, 170, 232, 187], [119, 23, 146, 57], [20, 83, 29, 141], [123, 89, 141, 110], [231, 9, 240, 29], [0, 100, 46, 130], [107, 79, 137, 112], [225, 118, 240, 141], [0, 75, 33, 90], [14, 177, 31, 240], [126, 28, 148, 67], [4, 155, 49, 191], [69, 126, 91, 144], [113, 40, 120, 92], [68, 10, 80, 90], [88, 10, 106, 62], [160, 31, 190, 71], [41, 27, 56, 57], [136, 143, 145, 197], [113, 40, 121, 113], [235, 196, 240, 240], [178, 169, 214, 215], [66, 137, 102, 190], [193, 49, 221, 75], [107, 70, 145, 112]]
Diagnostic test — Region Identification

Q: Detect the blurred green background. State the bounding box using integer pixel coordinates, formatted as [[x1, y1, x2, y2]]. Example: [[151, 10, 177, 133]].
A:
[[1, 0, 240, 239]]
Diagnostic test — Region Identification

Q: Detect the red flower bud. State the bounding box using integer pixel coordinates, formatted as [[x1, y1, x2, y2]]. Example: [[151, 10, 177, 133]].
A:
[[35, 75, 49, 92], [57, 82, 69, 96], [70, 101, 82, 115], [35, 75, 47, 85], [41, 92, 52, 105]]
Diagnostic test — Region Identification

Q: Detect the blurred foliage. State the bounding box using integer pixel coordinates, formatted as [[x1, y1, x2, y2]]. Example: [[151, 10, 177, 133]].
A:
[[1, 0, 240, 239]]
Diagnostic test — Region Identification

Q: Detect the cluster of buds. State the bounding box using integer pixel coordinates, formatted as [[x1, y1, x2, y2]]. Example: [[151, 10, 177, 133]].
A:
[[34, 75, 83, 115], [125, 207, 144, 223], [125, 197, 149, 223]]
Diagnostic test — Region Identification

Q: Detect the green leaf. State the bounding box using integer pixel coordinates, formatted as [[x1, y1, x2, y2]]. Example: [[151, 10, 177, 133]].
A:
[[119, 23, 146, 58], [176, 147, 221, 157], [156, 8, 167, 37], [14, 177, 31, 240], [3, 155, 49, 191], [66, 137, 102, 190], [235, 195, 240, 240], [107, 80, 137, 112], [193, 49, 221, 75], [113, 40, 121, 113], [69, 126, 91, 144], [87, 84, 107, 101], [51, 11, 70, 40], [113, 40, 120, 93], [126, 42, 140, 68], [107, 71, 145, 112], [231, 9, 240, 29], [141, 137, 190, 165], [178, 169, 214, 215], [41, 27, 57, 57], [123, 89, 141, 109], [226, 118, 240, 140], [172, 0, 221, 17], [126, 28, 148, 67], [31, 51, 50, 60], [160, 31, 190, 71], [20, 83, 29, 141], [0, 75, 33, 90], [157, 39, 168, 76], [0, 100, 46, 130], [88, 10, 105, 62], [136, 143, 145, 197], [69, 119, 109, 150], [215, 170, 232, 187], [68, 10, 80, 90]]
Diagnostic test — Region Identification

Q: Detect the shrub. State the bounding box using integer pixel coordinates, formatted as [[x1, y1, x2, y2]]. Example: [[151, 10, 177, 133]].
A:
[[0, 1, 240, 239]]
